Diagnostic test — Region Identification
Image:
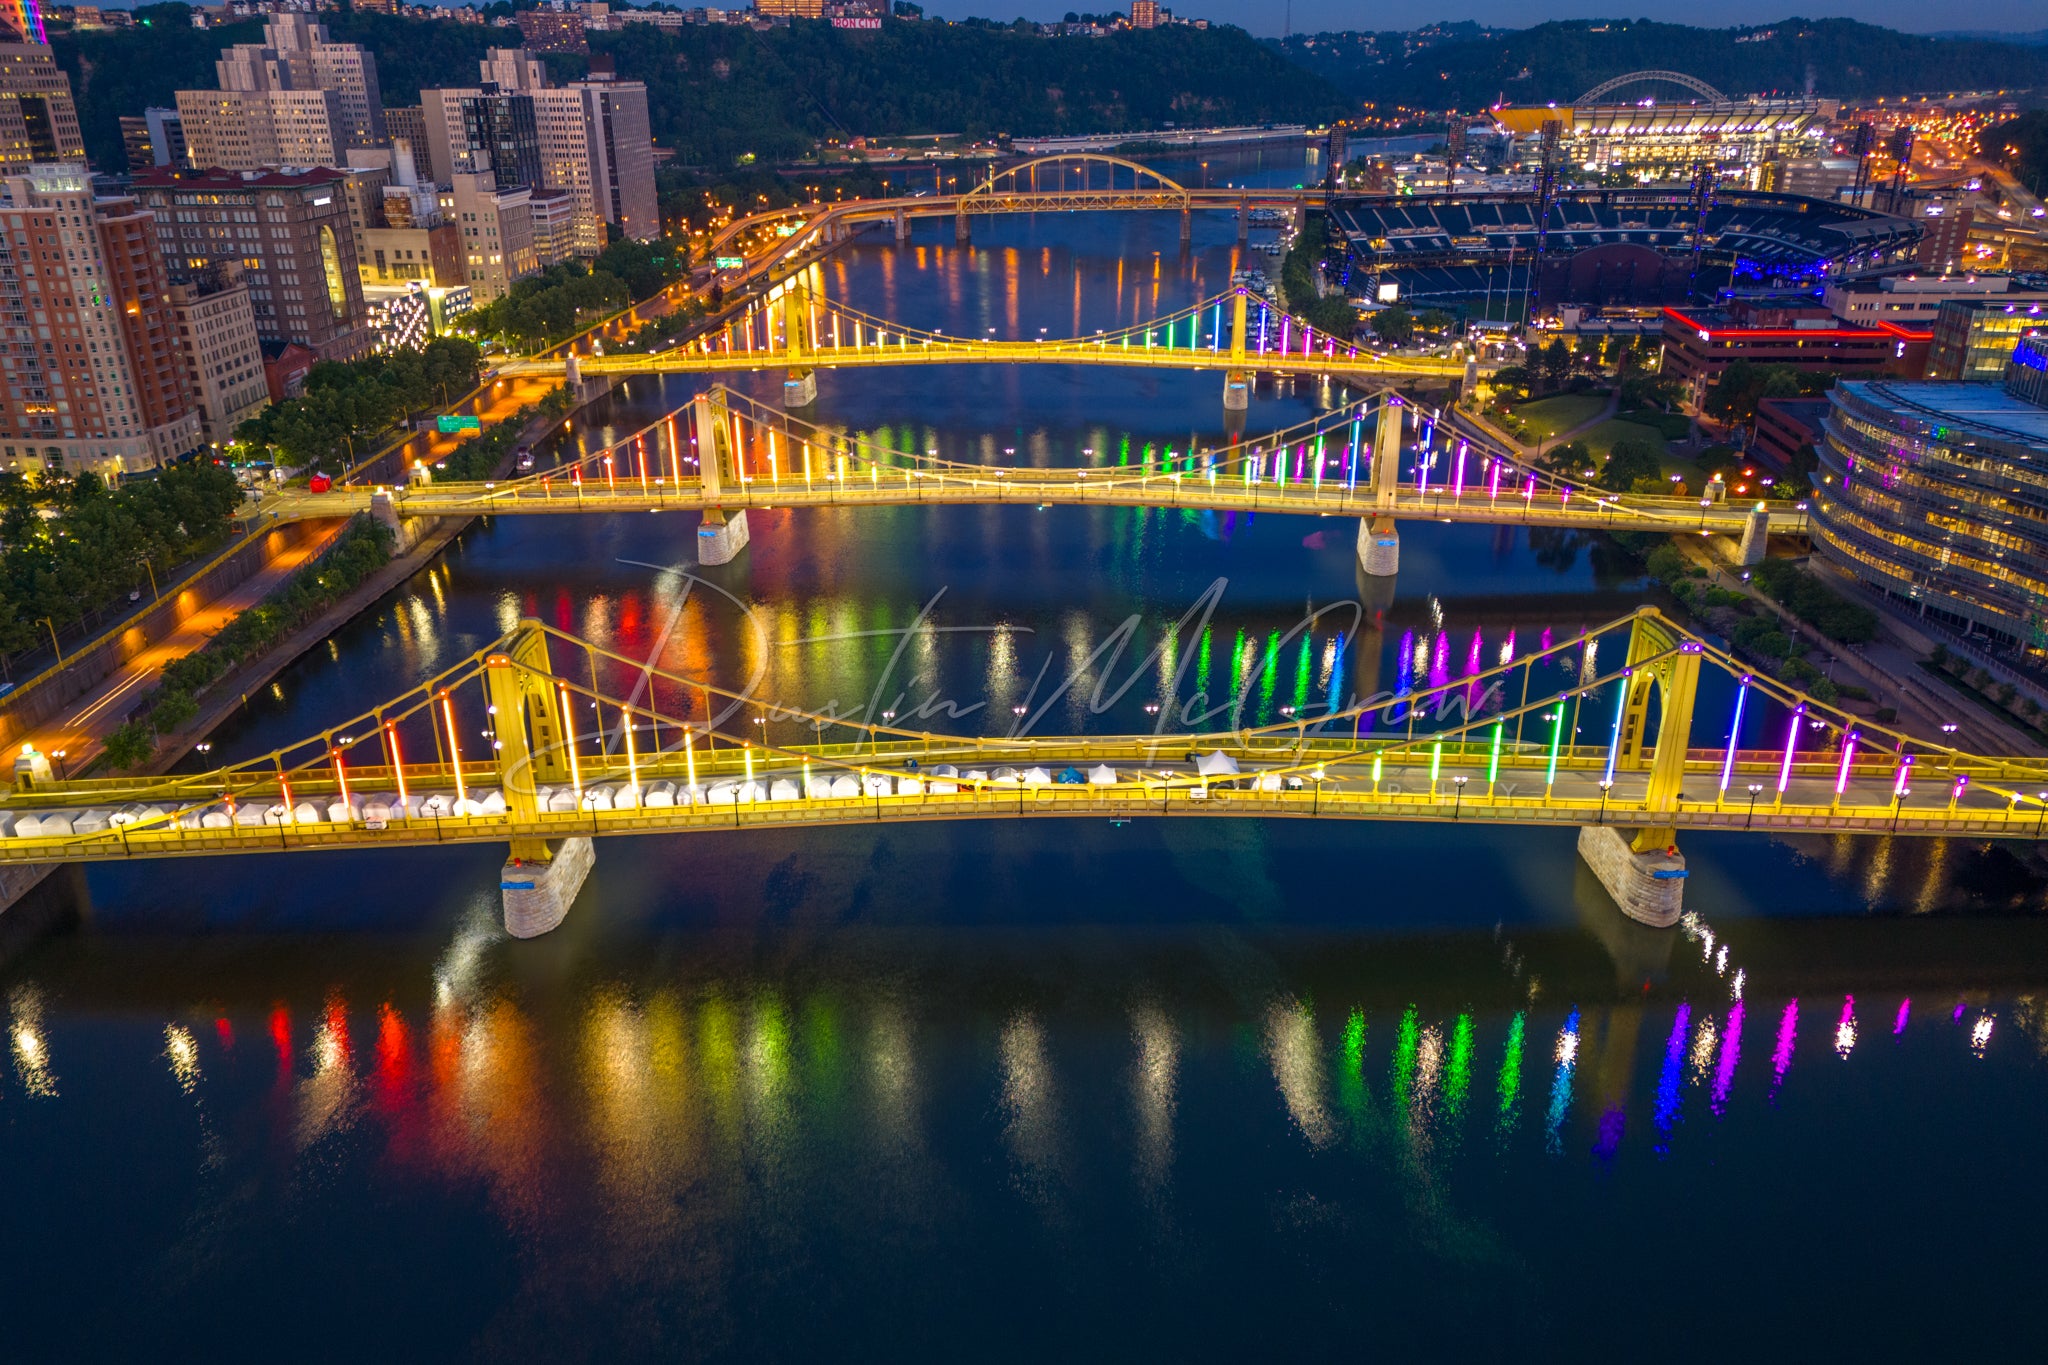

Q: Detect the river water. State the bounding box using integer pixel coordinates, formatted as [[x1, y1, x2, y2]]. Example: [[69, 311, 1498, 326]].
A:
[[4, 149, 2046, 1358]]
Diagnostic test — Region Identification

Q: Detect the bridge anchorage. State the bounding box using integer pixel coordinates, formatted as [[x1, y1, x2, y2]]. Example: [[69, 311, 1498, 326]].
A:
[[6, 609, 2044, 937]]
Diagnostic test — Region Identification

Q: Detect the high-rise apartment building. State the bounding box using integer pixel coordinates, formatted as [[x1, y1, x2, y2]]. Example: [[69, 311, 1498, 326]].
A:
[[0, 165, 202, 477], [176, 15, 384, 172], [0, 40, 83, 173], [131, 165, 371, 361], [1129, 1, 1159, 28], [179, 86, 344, 172], [167, 262, 268, 448]]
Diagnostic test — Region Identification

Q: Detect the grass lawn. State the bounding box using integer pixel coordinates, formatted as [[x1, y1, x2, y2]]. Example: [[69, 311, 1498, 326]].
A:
[[1573, 417, 1672, 462], [1511, 393, 1608, 439]]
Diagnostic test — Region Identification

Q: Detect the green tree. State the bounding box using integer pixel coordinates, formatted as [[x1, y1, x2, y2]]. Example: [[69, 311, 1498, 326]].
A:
[[1369, 306, 1414, 347], [1598, 436, 1662, 492]]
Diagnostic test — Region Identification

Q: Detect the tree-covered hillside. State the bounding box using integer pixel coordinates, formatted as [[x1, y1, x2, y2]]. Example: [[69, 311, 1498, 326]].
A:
[[1279, 18, 2048, 108], [54, 9, 1346, 172]]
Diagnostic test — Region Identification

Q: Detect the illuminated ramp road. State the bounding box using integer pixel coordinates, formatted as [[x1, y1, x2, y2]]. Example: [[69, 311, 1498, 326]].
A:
[[5, 610, 2040, 938], [498, 285, 1476, 397], [284, 386, 1807, 569]]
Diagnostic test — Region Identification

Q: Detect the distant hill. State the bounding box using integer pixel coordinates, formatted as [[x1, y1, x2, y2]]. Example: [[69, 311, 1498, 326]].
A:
[[1277, 18, 2048, 109], [55, 10, 1347, 172], [1929, 30, 2048, 47]]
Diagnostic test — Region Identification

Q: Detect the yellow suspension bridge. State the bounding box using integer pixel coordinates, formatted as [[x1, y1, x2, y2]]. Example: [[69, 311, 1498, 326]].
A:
[[5, 610, 2041, 937], [278, 384, 1804, 570]]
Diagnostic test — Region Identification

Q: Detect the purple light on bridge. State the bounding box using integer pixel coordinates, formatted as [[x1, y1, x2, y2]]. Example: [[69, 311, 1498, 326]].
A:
[[1720, 676, 1750, 796], [1777, 704, 1805, 796], [1835, 730, 1860, 797], [1452, 441, 1468, 497]]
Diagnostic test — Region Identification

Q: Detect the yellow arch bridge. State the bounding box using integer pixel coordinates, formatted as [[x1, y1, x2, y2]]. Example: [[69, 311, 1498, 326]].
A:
[[4, 610, 2039, 938]]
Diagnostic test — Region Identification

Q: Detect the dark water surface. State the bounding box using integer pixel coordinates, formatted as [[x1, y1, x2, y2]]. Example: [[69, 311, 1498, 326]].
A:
[[4, 181, 2046, 1359]]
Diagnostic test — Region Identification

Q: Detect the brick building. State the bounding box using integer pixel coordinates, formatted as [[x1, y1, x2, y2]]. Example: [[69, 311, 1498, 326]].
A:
[[131, 165, 371, 361]]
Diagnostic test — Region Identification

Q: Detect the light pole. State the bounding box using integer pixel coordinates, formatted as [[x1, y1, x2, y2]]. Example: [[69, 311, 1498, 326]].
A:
[[1452, 774, 1468, 819], [39, 617, 62, 667], [1598, 777, 1613, 823], [139, 558, 159, 602], [1746, 782, 1764, 829], [51, 748, 67, 780]]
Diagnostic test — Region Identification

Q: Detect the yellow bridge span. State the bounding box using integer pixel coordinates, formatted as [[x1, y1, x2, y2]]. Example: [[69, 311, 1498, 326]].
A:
[[3, 611, 2039, 936], [289, 386, 1802, 544]]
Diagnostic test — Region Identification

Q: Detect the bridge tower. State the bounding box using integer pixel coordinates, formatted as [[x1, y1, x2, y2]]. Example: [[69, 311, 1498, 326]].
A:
[[1355, 396, 1403, 577], [778, 275, 818, 407], [691, 387, 751, 566], [1577, 608, 1701, 928], [1222, 287, 1250, 411], [485, 621, 593, 937]]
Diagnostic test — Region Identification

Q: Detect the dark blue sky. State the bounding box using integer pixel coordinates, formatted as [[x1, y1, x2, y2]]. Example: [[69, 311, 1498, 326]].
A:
[[926, 2, 2043, 37]]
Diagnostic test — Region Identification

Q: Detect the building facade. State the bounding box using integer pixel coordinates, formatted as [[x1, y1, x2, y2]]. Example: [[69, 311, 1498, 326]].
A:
[[444, 168, 536, 302], [1810, 375, 2048, 648], [574, 74, 657, 241], [132, 165, 371, 361], [0, 40, 83, 174], [1926, 296, 2048, 383], [0, 165, 202, 477], [167, 262, 268, 447], [1660, 302, 1930, 394], [176, 15, 384, 172]]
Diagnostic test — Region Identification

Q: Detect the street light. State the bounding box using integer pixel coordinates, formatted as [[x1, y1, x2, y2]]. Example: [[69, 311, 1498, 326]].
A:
[[1597, 777, 1613, 823], [51, 749, 67, 780], [1745, 781, 1764, 828], [39, 617, 61, 666], [1452, 774, 1468, 819]]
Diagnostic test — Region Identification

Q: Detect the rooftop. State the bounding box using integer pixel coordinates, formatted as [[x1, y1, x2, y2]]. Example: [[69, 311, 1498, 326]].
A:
[[130, 166, 350, 189], [1843, 380, 2048, 447]]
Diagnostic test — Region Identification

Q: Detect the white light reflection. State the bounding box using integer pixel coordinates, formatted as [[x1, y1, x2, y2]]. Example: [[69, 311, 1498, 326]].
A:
[[1835, 996, 1858, 1059], [1971, 1015, 1995, 1056], [1264, 998, 1335, 1148], [9, 985, 55, 1097], [1129, 1003, 1178, 1189], [998, 1012, 1062, 1200], [165, 1024, 201, 1094]]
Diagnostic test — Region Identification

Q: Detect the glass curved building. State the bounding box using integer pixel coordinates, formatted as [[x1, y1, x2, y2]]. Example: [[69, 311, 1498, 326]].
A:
[[1810, 377, 2048, 649]]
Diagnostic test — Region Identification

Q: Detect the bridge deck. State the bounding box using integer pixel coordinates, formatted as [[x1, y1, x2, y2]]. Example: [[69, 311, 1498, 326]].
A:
[[0, 743, 2028, 864], [499, 342, 1469, 381], [281, 474, 1808, 537]]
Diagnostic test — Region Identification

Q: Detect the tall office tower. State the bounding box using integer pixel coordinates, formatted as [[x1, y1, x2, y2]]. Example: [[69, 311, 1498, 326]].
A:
[[420, 86, 544, 190], [131, 165, 371, 361], [0, 165, 203, 478], [471, 49, 601, 255], [572, 72, 657, 241], [0, 38, 83, 173], [383, 105, 428, 158], [145, 108, 188, 169]]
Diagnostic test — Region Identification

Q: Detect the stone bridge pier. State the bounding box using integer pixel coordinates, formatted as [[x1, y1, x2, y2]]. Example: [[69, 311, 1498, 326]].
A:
[[1573, 611, 1703, 928], [1354, 396, 1405, 578], [485, 628, 596, 937]]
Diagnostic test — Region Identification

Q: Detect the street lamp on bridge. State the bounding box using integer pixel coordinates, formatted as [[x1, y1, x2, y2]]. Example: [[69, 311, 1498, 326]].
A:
[[1745, 782, 1764, 828]]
